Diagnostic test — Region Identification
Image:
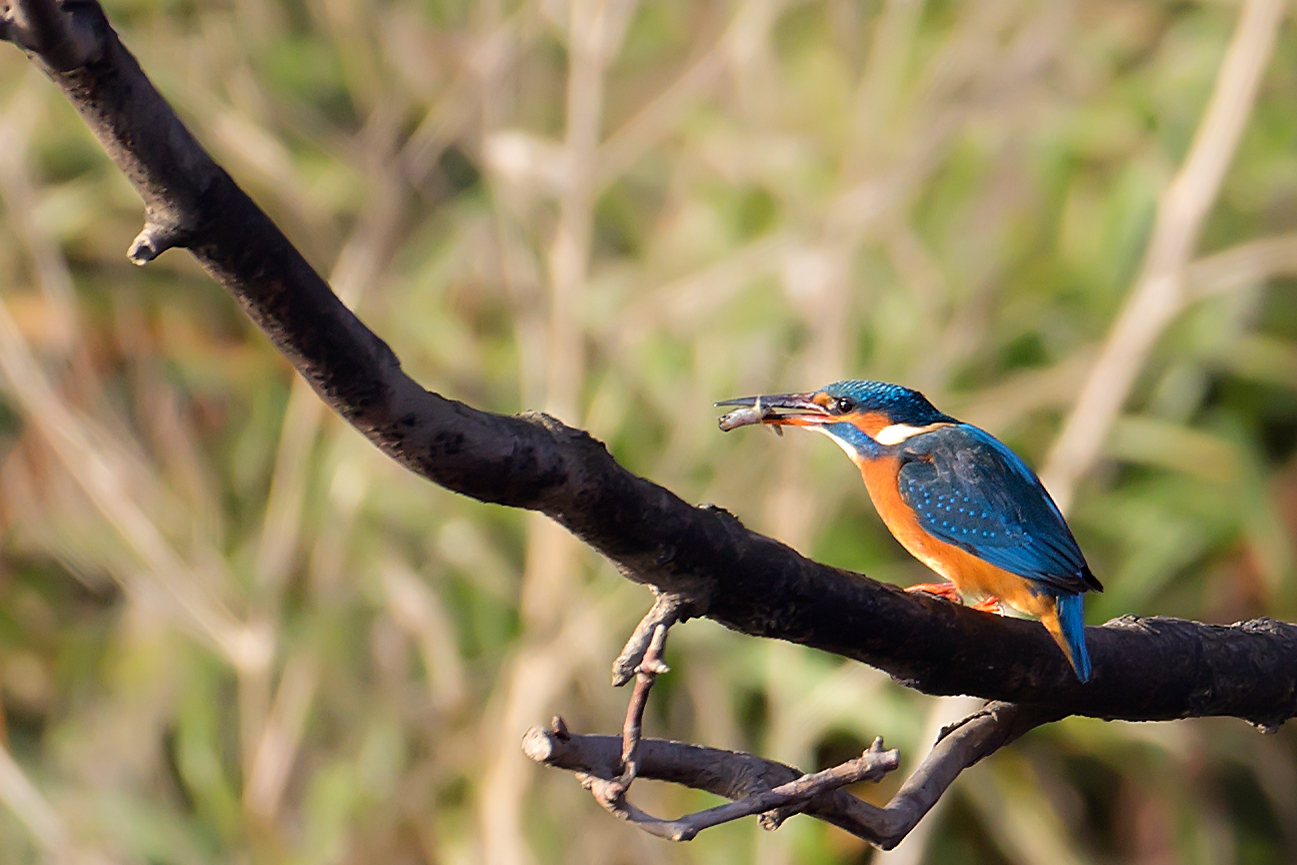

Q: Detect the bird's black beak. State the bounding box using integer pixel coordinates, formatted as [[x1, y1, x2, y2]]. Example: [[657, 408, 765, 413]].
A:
[[715, 392, 831, 432]]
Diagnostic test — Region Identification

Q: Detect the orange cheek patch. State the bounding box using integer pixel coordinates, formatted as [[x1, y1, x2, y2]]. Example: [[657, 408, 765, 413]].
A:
[[851, 411, 891, 437]]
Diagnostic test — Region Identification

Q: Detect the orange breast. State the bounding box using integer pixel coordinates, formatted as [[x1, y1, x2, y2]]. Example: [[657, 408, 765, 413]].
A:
[[856, 456, 1055, 620]]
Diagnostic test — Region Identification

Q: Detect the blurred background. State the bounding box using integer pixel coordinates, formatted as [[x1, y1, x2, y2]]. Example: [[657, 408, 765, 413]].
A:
[[0, 0, 1295, 862]]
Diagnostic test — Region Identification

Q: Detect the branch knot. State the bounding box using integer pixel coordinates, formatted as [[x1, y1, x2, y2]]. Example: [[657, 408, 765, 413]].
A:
[[2, 0, 102, 71]]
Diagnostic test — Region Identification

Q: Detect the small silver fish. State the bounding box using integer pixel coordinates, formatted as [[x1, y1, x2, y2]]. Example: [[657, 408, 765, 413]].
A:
[[717, 397, 782, 435]]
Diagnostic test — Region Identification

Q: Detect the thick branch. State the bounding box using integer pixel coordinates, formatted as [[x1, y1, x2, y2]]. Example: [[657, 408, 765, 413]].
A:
[[4, 1, 1297, 728], [524, 702, 1050, 848]]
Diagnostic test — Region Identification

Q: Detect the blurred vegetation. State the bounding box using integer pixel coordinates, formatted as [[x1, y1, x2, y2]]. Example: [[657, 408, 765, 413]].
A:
[[0, 0, 1296, 863]]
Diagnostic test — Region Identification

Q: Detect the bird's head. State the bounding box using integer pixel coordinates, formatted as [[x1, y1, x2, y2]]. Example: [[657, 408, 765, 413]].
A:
[[717, 380, 954, 461]]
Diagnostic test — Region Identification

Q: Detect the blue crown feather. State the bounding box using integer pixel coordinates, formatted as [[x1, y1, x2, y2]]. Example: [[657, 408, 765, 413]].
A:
[[819, 380, 954, 426]]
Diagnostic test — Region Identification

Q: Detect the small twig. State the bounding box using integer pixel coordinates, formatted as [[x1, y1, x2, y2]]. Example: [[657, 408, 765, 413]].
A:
[[665, 739, 894, 841], [594, 739, 895, 842], [127, 219, 192, 265], [603, 622, 670, 801], [525, 700, 1056, 847], [612, 590, 702, 686]]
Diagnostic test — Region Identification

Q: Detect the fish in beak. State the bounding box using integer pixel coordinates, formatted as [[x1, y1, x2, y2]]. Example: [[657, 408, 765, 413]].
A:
[[715, 393, 832, 434]]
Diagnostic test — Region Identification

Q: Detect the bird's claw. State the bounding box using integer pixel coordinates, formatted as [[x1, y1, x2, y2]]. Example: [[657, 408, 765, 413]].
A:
[[905, 583, 1002, 613], [905, 581, 961, 602]]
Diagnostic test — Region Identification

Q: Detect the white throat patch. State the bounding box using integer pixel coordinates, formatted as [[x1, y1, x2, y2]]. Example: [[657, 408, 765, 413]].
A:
[[872, 422, 951, 445]]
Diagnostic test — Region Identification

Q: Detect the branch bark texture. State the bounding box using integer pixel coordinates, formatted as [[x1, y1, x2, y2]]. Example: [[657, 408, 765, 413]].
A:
[[2, 1, 1296, 731]]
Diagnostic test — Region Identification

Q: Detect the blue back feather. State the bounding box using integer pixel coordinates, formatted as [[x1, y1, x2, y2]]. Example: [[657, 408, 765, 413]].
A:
[[897, 424, 1094, 595]]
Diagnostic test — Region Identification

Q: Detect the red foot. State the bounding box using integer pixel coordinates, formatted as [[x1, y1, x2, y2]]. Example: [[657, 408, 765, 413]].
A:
[[905, 581, 960, 602], [970, 597, 1003, 614]]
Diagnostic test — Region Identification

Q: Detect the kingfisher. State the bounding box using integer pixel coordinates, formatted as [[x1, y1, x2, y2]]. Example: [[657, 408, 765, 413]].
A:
[[717, 379, 1102, 681]]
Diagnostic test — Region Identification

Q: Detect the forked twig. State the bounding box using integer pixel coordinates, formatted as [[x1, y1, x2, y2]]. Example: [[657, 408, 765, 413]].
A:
[[526, 721, 899, 842], [601, 593, 695, 804], [586, 596, 909, 838], [605, 622, 670, 799], [611, 590, 703, 686], [525, 700, 1054, 847]]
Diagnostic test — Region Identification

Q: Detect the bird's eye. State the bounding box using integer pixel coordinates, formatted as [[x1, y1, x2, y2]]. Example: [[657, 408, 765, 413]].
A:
[[832, 397, 854, 414]]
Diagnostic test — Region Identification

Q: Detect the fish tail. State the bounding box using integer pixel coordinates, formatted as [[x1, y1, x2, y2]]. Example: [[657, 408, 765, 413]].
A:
[[1042, 593, 1092, 682]]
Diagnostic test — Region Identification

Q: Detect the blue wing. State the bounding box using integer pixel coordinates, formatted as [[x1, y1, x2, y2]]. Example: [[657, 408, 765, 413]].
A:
[[897, 424, 1099, 595]]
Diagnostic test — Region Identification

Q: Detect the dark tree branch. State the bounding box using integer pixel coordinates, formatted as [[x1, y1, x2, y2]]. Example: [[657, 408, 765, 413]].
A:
[[3, 0, 1296, 736], [524, 701, 1051, 847]]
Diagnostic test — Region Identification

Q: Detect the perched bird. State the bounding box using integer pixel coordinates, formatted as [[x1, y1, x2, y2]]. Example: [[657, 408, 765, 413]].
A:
[[717, 379, 1102, 681]]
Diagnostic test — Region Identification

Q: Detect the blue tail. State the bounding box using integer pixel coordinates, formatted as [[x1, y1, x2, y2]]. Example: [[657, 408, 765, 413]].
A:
[[1055, 593, 1091, 682]]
